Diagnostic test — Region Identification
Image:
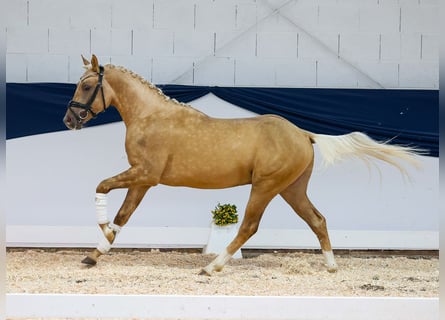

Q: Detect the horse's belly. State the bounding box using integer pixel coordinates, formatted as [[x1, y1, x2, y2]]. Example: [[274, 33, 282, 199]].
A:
[[160, 160, 252, 189]]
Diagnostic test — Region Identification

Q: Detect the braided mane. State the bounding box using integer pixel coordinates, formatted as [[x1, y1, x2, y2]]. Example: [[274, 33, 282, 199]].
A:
[[105, 64, 187, 107]]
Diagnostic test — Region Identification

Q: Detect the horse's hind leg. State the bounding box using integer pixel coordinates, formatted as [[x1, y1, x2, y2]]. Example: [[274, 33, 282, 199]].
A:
[[200, 186, 276, 276], [82, 186, 149, 266], [280, 166, 338, 273]]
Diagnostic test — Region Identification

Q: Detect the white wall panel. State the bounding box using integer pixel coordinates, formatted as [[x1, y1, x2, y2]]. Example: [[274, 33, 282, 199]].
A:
[[318, 5, 360, 33], [173, 31, 215, 57], [258, 14, 296, 33], [257, 32, 297, 58], [111, 0, 154, 29], [28, 0, 72, 28], [275, 59, 316, 87], [397, 0, 420, 6], [111, 29, 133, 55], [153, 0, 195, 30], [401, 5, 438, 33], [194, 57, 235, 86], [235, 3, 258, 30], [90, 29, 136, 57], [69, 0, 112, 29], [195, 1, 236, 31], [132, 28, 173, 57], [5, 0, 27, 27], [68, 55, 89, 83], [90, 29, 111, 56], [380, 33, 402, 61], [400, 33, 422, 60], [49, 28, 90, 55], [215, 31, 257, 58], [316, 57, 359, 87], [152, 57, 194, 84], [297, 32, 339, 60], [420, 0, 439, 4], [234, 58, 276, 86], [6, 27, 48, 54], [282, 3, 319, 31], [359, 4, 400, 33], [110, 55, 152, 81], [339, 33, 380, 61], [356, 62, 399, 88], [399, 61, 438, 88], [5, 0, 439, 87], [27, 54, 68, 82], [421, 34, 439, 61], [6, 54, 27, 82]]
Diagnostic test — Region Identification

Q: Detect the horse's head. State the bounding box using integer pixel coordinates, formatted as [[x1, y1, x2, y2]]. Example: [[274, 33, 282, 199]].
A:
[[63, 54, 111, 130]]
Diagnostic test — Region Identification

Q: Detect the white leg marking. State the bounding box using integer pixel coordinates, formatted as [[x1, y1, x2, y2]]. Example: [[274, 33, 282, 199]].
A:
[[213, 249, 232, 270], [323, 250, 338, 272], [202, 249, 232, 275], [95, 193, 108, 224]]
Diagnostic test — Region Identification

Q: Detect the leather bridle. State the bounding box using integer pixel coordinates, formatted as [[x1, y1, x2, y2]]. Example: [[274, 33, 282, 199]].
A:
[[67, 65, 107, 123]]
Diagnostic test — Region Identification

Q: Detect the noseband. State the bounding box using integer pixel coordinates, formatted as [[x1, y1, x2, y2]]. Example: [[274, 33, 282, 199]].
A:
[[67, 65, 107, 122]]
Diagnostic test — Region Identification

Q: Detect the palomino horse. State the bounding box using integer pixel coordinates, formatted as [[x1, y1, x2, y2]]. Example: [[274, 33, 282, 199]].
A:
[[64, 55, 421, 275]]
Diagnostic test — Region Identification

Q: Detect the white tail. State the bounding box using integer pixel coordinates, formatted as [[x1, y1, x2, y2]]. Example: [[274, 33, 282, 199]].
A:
[[310, 131, 423, 179]]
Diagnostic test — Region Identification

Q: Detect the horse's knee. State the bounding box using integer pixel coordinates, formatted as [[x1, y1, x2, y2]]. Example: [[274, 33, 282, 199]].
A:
[[96, 181, 111, 194]]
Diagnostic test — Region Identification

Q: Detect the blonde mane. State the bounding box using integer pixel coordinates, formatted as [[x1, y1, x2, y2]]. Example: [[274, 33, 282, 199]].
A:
[[104, 64, 188, 107]]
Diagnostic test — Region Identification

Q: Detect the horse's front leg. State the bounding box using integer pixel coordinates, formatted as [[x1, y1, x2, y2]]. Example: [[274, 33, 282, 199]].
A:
[[82, 185, 150, 265], [82, 167, 156, 266]]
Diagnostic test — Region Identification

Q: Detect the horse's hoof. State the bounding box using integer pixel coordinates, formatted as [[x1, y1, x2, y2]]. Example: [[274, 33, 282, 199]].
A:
[[81, 256, 97, 266], [327, 267, 338, 273], [198, 269, 211, 276]]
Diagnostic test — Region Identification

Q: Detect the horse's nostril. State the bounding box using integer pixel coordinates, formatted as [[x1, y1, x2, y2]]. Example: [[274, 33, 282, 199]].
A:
[[66, 116, 71, 123]]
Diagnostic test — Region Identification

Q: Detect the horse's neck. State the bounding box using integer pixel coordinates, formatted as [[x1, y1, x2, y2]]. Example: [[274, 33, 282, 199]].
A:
[[106, 68, 177, 125]]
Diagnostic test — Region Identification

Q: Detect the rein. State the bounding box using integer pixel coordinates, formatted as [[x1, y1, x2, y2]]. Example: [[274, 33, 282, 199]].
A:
[[67, 65, 107, 122]]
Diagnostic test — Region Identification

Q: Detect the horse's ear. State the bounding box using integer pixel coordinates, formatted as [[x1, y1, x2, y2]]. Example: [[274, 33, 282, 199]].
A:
[[91, 54, 100, 73], [81, 55, 90, 66]]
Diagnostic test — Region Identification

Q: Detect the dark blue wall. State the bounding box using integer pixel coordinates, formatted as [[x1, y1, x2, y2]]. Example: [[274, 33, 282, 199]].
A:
[[7, 83, 438, 156]]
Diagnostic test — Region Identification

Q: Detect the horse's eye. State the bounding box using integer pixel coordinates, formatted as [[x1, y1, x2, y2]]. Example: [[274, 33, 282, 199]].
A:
[[83, 84, 92, 91], [79, 110, 89, 119]]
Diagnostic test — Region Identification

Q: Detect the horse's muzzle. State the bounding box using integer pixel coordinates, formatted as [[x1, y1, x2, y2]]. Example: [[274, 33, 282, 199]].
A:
[[63, 113, 83, 130]]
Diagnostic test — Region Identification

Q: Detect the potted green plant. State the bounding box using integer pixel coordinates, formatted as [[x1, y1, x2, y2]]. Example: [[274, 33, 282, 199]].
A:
[[203, 203, 242, 258], [211, 203, 238, 226]]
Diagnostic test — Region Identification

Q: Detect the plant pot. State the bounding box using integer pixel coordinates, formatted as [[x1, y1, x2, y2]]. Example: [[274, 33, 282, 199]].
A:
[[203, 222, 242, 259]]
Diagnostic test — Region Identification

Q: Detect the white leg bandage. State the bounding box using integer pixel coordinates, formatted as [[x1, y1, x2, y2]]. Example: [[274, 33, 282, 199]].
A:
[[95, 193, 122, 255], [95, 193, 108, 224], [97, 223, 121, 254], [97, 235, 112, 254]]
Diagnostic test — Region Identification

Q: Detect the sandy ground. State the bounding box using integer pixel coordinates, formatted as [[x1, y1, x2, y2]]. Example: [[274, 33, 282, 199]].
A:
[[6, 248, 438, 297]]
